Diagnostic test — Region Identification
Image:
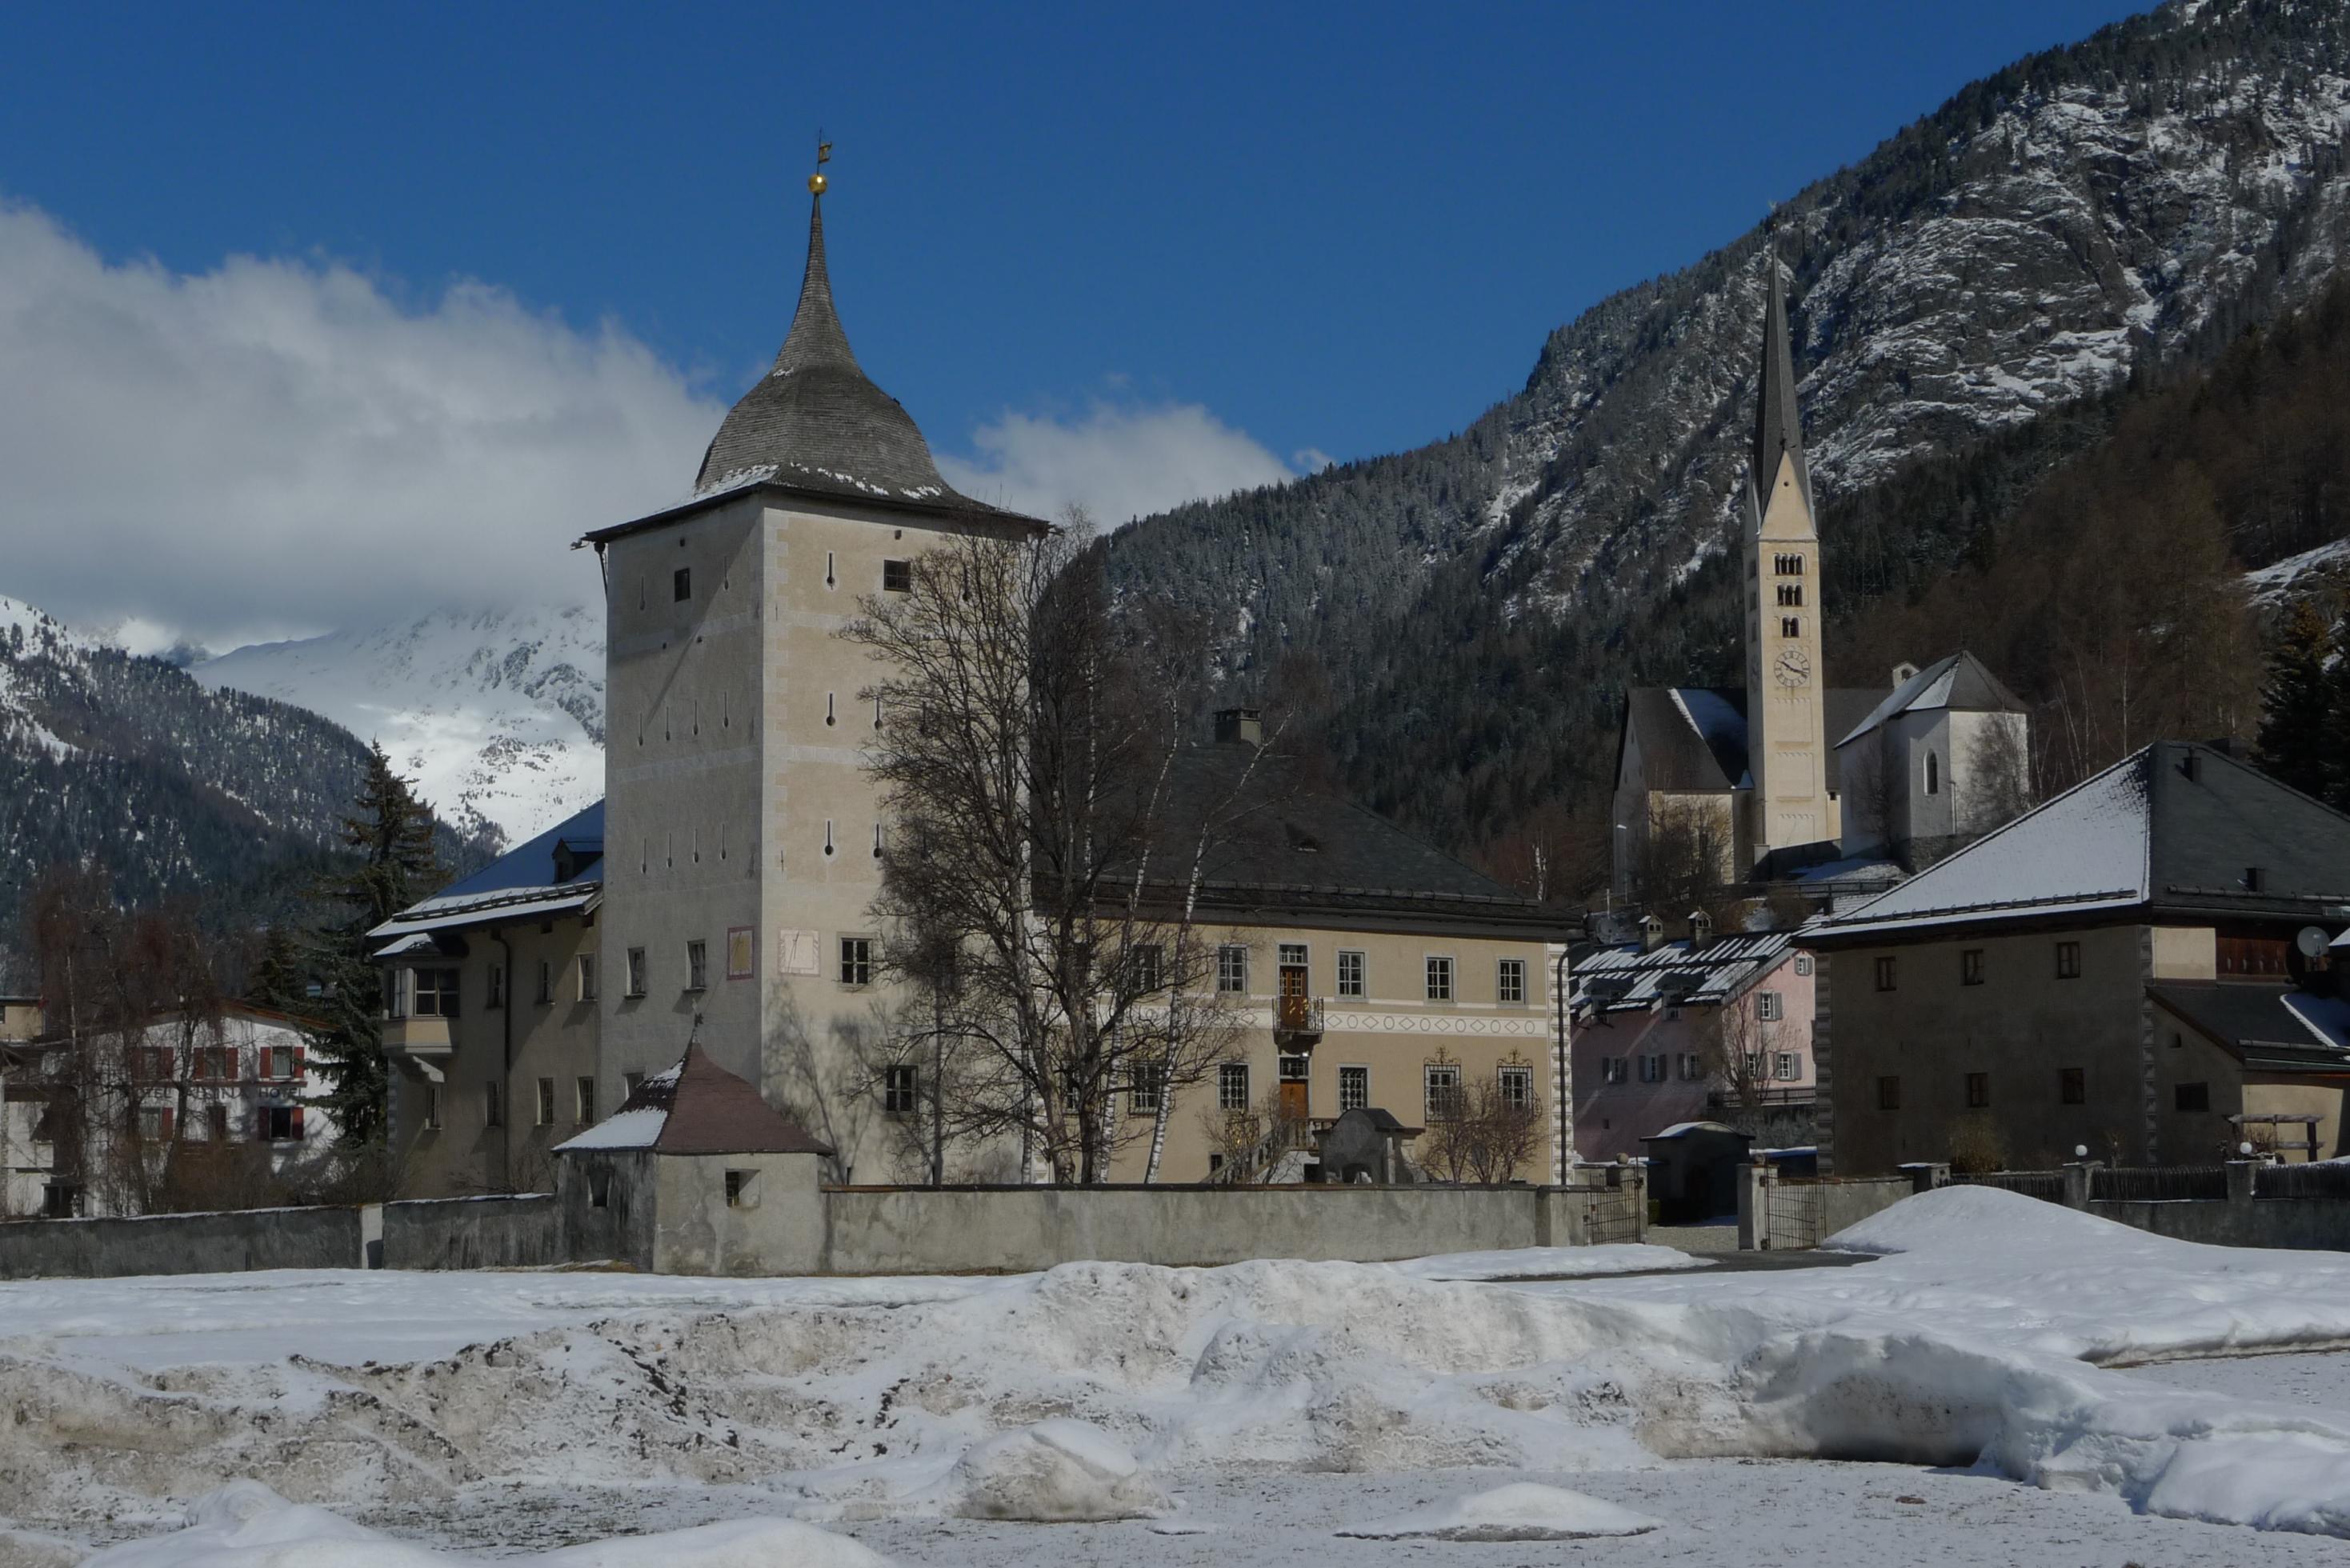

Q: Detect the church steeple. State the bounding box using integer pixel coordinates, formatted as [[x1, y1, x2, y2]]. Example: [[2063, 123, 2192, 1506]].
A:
[[692, 150, 986, 509], [1751, 230, 1810, 518]]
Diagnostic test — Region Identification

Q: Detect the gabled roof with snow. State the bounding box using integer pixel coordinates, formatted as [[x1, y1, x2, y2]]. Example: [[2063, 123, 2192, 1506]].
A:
[[369, 801, 603, 946], [555, 1044, 834, 1158], [2151, 983, 2350, 1074], [1835, 650, 2026, 748], [1622, 686, 1886, 797], [1572, 931, 1792, 1014], [1806, 742, 2350, 944]]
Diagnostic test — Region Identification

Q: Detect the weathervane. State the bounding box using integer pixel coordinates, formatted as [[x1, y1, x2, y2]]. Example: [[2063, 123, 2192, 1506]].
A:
[[810, 134, 833, 196]]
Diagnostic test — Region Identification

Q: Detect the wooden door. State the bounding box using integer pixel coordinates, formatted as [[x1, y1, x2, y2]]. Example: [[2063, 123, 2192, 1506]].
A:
[[1278, 1054, 1309, 1122]]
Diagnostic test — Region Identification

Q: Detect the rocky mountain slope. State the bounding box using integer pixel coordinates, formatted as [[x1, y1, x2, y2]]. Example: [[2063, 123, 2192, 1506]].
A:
[[0, 595, 495, 977], [190, 604, 604, 850], [1104, 0, 2350, 849]]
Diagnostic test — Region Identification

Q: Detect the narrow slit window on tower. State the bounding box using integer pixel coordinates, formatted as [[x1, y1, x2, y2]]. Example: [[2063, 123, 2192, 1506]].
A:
[[826, 693, 835, 726], [873, 694, 883, 730], [826, 550, 836, 586], [823, 820, 835, 857], [872, 823, 883, 858], [673, 566, 691, 602]]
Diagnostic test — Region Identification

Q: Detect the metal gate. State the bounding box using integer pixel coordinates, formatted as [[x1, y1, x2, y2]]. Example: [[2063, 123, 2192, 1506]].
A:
[[1764, 1180, 1820, 1249], [1582, 1184, 1643, 1245]]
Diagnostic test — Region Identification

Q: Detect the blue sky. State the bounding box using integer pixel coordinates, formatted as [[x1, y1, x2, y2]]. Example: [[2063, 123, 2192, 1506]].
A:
[[0, 0, 2151, 642]]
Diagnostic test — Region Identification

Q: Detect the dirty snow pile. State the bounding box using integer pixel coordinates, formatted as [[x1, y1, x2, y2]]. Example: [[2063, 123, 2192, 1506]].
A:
[[78, 1480, 883, 1567], [9, 1190, 2350, 1558], [1337, 1481, 1662, 1541]]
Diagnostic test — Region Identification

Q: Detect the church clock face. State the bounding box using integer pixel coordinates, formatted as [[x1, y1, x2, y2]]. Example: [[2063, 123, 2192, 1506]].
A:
[[1775, 646, 1812, 687]]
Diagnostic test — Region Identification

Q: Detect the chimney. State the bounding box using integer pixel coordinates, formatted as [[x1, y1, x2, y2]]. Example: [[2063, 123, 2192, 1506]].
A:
[[1639, 913, 1666, 954], [1891, 661, 1920, 686], [1213, 706, 1263, 747], [1688, 909, 1714, 950], [2181, 746, 2201, 782]]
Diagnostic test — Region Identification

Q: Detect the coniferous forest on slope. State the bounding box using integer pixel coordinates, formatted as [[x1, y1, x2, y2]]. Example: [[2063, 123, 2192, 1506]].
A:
[[1102, 0, 2350, 898]]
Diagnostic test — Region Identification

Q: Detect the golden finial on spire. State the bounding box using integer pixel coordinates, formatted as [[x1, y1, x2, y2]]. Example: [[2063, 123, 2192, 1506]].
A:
[[809, 135, 833, 195]]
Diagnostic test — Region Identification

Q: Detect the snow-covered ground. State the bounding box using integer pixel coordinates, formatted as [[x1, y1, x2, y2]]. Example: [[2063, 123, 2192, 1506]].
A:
[[13, 1190, 2350, 1565]]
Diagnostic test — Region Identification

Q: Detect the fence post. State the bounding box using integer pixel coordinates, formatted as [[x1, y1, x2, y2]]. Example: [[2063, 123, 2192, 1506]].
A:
[[1625, 1166, 1647, 1243], [2226, 1159, 2256, 1210], [2060, 1162, 2092, 1211], [1738, 1160, 1772, 1250]]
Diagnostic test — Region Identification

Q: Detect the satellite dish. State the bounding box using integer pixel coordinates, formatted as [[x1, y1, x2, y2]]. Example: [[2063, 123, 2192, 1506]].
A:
[[2297, 926, 2331, 960]]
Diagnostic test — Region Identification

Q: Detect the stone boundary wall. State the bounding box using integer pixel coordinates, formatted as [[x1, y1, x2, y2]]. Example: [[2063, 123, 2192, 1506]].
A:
[[382, 1194, 562, 1270], [813, 1181, 1643, 1275], [0, 1205, 361, 1279], [2088, 1197, 2350, 1250]]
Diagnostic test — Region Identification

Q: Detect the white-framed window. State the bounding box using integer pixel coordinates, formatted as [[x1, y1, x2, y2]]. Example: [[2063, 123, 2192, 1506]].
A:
[[1638, 1054, 1666, 1084], [535, 1077, 555, 1126], [1217, 1062, 1251, 1111], [1676, 1052, 1703, 1081], [626, 947, 647, 997], [1497, 958, 1527, 1005], [1795, 953, 1814, 976], [576, 954, 597, 1002], [1757, 990, 1783, 1022], [1602, 1057, 1627, 1085], [686, 940, 708, 992], [1424, 1062, 1463, 1119], [1424, 955, 1454, 1002], [1745, 1050, 1765, 1082], [1339, 1065, 1369, 1111], [1337, 950, 1367, 998], [1776, 1051, 1801, 1082], [839, 936, 874, 986], [884, 1064, 920, 1118], [1217, 945, 1249, 994], [575, 1076, 595, 1124], [412, 967, 459, 1018], [1498, 1065, 1534, 1110], [1127, 943, 1165, 994], [1278, 942, 1308, 967], [1127, 1060, 1165, 1116]]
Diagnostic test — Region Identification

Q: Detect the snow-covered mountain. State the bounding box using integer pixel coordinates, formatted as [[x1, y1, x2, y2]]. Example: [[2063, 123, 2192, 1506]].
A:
[[191, 604, 606, 850], [1104, 0, 2350, 843], [0, 594, 500, 977]]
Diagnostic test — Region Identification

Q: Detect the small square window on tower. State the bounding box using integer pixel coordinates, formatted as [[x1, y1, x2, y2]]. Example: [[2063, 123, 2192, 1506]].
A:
[[673, 566, 691, 602], [883, 559, 913, 593]]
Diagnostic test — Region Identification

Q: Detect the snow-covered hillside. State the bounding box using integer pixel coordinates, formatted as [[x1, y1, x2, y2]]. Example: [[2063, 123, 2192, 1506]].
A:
[[191, 605, 605, 850]]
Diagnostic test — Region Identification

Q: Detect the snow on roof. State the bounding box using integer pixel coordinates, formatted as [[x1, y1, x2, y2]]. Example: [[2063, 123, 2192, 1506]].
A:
[[369, 802, 604, 943], [2284, 993, 2350, 1054], [1808, 748, 2151, 940], [554, 1106, 669, 1153], [1647, 1121, 1741, 1140], [1835, 651, 2025, 748], [1573, 932, 1792, 1013]]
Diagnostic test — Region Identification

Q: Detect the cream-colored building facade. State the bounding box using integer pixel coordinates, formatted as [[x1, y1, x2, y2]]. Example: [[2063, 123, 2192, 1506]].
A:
[[1806, 743, 2350, 1174]]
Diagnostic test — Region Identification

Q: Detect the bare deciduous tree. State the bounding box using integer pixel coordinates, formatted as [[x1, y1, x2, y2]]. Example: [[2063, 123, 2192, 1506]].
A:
[[843, 522, 1266, 1184], [1418, 1062, 1545, 1185]]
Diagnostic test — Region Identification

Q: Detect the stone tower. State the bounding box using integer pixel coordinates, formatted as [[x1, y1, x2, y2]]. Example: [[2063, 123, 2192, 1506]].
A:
[[1741, 242, 1835, 870], [581, 166, 1043, 1180]]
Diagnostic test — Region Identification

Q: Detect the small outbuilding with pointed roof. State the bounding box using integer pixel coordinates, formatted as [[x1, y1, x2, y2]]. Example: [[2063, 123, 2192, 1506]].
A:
[[556, 1043, 835, 1275]]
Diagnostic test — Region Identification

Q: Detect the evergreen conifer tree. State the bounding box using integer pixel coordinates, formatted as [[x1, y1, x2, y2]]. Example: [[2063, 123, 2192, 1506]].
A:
[[246, 924, 310, 1017], [2256, 600, 2334, 800], [304, 743, 439, 1145]]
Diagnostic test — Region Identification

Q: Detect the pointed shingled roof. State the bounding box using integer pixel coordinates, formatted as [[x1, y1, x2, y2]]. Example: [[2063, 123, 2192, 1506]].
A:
[[692, 189, 978, 510], [555, 1042, 835, 1158], [1751, 239, 1812, 516]]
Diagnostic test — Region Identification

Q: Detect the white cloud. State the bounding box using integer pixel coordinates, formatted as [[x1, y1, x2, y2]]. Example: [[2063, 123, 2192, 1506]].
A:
[[939, 400, 1304, 526], [0, 200, 723, 648]]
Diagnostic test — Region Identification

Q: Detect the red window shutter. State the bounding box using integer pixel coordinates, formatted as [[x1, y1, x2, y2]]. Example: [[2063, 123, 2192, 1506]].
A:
[[293, 1046, 306, 1079], [290, 1106, 306, 1139], [160, 1106, 175, 1140]]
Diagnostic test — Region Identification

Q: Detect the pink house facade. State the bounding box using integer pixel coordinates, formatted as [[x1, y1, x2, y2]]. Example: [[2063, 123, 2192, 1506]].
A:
[[1569, 928, 1817, 1162]]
